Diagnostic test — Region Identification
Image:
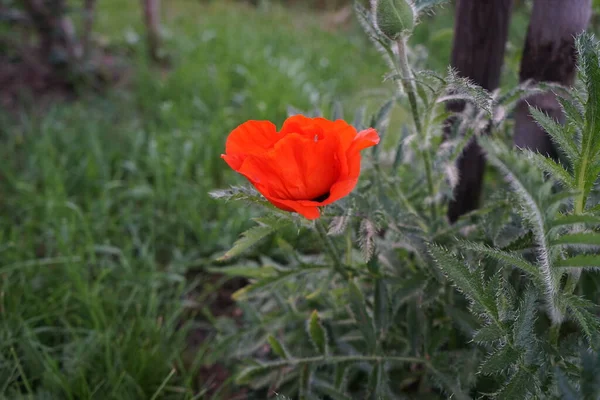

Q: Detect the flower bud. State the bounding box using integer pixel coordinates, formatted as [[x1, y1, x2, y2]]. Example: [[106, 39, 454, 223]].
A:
[[372, 0, 416, 39]]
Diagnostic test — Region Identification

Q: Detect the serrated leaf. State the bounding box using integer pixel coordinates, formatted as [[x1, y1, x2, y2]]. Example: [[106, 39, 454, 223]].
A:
[[443, 68, 493, 116], [268, 335, 289, 359], [232, 264, 329, 300], [529, 107, 579, 162], [526, 150, 576, 188], [348, 280, 377, 352], [428, 244, 498, 319], [513, 287, 537, 349], [550, 214, 600, 230], [574, 33, 600, 210], [496, 370, 535, 400], [563, 294, 600, 341], [557, 93, 585, 129], [460, 241, 541, 282], [555, 255, 600, 268], [479, 345, 520, 375], [307, 310, 328, 355], [482, 138, 561, 322], [219, 224, 277, 261], [551, 233, 600, 248], [473, 323, 505, 343]]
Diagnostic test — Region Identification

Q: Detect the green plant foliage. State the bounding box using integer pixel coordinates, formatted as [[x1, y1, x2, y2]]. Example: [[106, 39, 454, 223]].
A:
[[210, 6, 600, 398]]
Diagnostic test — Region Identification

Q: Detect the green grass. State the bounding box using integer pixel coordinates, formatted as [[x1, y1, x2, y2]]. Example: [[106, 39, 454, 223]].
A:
[[0, 0, 536, 397], [0, 1, 394, 398]]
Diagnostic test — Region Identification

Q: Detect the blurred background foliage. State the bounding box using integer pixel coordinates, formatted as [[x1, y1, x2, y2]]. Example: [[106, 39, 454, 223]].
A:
[[0, 0, 598, 398]]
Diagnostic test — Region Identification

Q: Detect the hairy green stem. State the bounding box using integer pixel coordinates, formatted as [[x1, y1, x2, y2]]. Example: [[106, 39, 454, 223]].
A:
[[315, 219, 348, 279], [395, 36, 436, 220]]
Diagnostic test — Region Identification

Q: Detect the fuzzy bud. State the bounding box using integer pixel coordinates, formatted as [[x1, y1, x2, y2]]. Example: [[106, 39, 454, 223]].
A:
[[372, 0, 416, 39]]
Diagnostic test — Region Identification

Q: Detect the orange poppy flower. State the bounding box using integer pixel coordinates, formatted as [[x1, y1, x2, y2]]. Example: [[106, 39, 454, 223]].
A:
[[221, 115, 380, 220]]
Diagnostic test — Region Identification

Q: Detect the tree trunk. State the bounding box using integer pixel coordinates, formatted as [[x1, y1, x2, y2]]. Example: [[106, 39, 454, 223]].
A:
[[142, 0, 161, 62], [513, 0, 592, 156], [446, 0, 513, 223]]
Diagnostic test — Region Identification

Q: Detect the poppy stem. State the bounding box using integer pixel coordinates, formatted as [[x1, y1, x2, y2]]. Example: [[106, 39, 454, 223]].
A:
[[395, 36, 436, 221], [315, 219, 349, 279]]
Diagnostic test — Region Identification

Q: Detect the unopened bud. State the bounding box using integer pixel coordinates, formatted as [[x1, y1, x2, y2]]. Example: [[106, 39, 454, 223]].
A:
[[372, 0, 416, 39]]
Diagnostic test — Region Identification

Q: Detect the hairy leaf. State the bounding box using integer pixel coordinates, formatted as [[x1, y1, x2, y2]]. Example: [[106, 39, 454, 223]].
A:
[[529, 107, 579, 163], [428, 244, 498, 319], [348, 280, 377, 352], [479, 345, 520, 375], [268, 335, 290, 359]]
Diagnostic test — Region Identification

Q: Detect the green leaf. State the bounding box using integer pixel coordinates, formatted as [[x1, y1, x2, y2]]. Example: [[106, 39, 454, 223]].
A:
[[374, 279, 390, 339], [513, 287, 537, 349], [299, 364, 311, 400], [551, 233, 600, 248], [482, 138, 561, 321], [443, 67, 493, 116], [479, 346, 520, 375], [348, 280, 377, 352], [307, 310, 328, 355], [232, 264, 329, 300], [313, 379, 353, 400], [529, 107, 579, 162], [555, 255, 600, 268], [267, 335, 290, 359], [353, 105, 367, 130], [205, 264, 277, 279], [218, 217, 287, 261], [557, 93, 585, 129], [496, 370, 536, 400], [460, 241, 541, 281], [556, 368, 579, 400], [367, 363, 384, 400], [574, 34, 600, 210], [428, 244, 498, 319], [526, 150, 576, 188], [235, 364, 271, 385], [427, 363, 472, 400], [473, 323, 505, 344], [550, 214, 600, 230], [562, 294, 600, 341], [413, 0, 449, 13]]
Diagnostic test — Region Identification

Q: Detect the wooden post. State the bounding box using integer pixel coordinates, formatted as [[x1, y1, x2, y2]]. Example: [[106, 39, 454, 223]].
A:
[[513, 0, 592, 156], [446, 0, 513, 223], [141, 0, 161, 62]]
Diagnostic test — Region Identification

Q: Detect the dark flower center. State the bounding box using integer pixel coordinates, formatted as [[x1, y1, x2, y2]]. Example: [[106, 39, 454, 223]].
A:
[[311, 191, 330, 202]]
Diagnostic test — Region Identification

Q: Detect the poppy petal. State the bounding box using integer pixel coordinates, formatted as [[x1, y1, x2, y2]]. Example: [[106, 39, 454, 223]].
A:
[[237, 133, 340, 201], [268, 198, 322, 220], [223, 120, 279, 170], [348, 128, 380, 155], [322, 178, 359, 205]]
